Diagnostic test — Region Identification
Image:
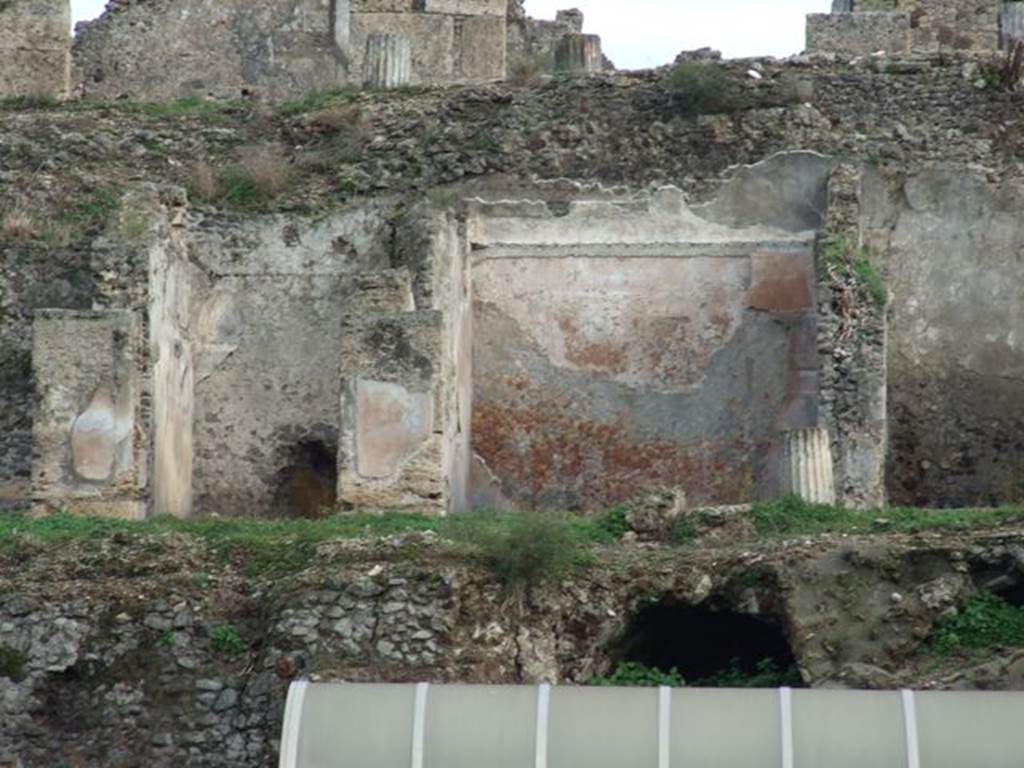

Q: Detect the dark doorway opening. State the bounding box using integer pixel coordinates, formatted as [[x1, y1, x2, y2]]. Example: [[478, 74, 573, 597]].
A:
[[275, 440, 338, 518], [613, 598, 801, 687]]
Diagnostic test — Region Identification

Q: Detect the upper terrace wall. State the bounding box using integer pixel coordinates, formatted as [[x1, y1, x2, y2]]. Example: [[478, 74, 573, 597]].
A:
[[71, 0, 507, 101], [807, 0, 1004, 55]]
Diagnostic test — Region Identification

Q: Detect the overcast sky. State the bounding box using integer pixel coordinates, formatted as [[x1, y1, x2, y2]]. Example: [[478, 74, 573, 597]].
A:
[[70, 0, 831, 69]]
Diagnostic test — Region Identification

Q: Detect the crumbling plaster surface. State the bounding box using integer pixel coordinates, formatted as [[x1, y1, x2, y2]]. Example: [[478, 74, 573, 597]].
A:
[[468, 155, 834, 512], [188, 205, 397, 517], [31, 309, 146, 519], [862, 166, 1024, 506]]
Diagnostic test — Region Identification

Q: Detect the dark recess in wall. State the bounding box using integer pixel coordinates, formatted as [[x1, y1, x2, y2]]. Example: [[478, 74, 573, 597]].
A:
[[612, 598, 800, 684], [274, 439, 338, 518]]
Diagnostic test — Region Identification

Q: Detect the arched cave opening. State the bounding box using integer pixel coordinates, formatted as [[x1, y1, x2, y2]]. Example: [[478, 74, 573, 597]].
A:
[[611, 598, 801, 687], [274, 439, 338, 518]]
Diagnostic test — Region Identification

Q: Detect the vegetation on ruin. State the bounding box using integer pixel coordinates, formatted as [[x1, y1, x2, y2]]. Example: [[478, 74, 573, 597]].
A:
[[821, 235, 887, 308], [587, 661, 686, 687], [665, 61, 740, 116], [586, 658, 800, 688], [0, 644, 28, 683], [930, 592, 1024, 655], [208, 624, 247, 657], [2, 499, 1023, 580]]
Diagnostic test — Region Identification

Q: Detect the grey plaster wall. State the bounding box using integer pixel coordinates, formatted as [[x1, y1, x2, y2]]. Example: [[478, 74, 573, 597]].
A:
[[861, 166, 1024, 506], [189, 207, 395, 517]]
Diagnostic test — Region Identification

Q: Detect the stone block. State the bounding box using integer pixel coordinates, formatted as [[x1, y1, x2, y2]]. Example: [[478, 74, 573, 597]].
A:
[[805, 12, 911, 55], [32, 310, 146, 518], [350, 0, 416, 11], [350, 12, 455, 84], [0, 0, 70, 98], [749, 251, 816, 313], [454, 14, 506, 81], [1002, 2, 1024, 48], [421, 0, 506, 17], [554, 33, 603, 74]]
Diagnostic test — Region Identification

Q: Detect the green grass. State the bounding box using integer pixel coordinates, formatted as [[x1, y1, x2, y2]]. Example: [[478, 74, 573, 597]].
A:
[[931, 592, 1024, 655], [0, 508, 627, 579], [0, 94, 60, 110], [116, 96, 247, 120], [209, 624, 246, 656], [278, 88, 360, 117], [751, 495, 1024, 537]]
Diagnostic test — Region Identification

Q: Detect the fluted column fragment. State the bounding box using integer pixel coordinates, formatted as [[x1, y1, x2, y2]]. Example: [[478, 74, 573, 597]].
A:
[[782, 427, 836, 505], [362, 33, 412, 90]]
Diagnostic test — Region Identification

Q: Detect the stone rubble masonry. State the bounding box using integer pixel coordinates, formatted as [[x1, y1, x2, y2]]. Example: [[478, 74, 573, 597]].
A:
[[806, 12, 913, 55], [0, 0, 71, 99]]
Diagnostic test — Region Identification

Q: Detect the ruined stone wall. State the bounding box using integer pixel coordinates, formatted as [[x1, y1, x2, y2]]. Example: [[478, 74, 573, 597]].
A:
[[72, 0, 348, 101], [806, 11, 913, 55], [0, 0, 70, 99], [3, 525, 1024, 765], [348, 0, 507, 88], [71, 0, 506, 101], [807, 0, 1003, 55]]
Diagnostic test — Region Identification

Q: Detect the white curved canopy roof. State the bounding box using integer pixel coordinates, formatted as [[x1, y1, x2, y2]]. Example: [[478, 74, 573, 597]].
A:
[[280, 682, 1024, 768]]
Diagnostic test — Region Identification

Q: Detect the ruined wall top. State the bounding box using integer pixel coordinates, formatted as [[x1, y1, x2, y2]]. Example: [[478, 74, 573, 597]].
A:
[[807, 0, 1012, 55]]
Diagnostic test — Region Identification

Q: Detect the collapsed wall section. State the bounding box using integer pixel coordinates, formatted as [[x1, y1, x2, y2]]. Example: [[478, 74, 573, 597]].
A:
[[0, 0, 70, 99]]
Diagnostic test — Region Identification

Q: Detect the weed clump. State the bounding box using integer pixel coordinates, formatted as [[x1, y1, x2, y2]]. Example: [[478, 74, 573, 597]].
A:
[[209, 624, 246, 657], [189, 146, 293, 210], [665, 62, 739, 116], [450, 511, 580, 592], [931, 592, 1024, 655], [0, 645, 28, 682], [822, 235, 886, 309]]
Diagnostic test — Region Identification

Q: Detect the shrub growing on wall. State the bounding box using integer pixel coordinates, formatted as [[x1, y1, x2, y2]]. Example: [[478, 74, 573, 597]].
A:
[[665, 62, 739, 116]]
